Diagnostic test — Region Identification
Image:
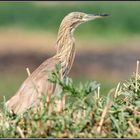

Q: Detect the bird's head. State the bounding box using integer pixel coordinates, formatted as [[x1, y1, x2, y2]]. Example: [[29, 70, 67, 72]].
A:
[[60, 11, 110, 31]]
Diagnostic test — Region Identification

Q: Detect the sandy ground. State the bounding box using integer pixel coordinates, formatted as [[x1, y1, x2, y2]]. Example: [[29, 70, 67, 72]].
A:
[[0, 27, 140, 53]]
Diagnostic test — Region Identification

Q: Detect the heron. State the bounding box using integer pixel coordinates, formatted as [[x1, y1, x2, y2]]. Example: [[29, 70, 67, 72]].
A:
[[5, 12, 109, 115]]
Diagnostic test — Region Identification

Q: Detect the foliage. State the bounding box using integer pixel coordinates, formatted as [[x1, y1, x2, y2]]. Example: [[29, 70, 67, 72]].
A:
[[0, 63, 140, 138], [0, 2, 140, 38]]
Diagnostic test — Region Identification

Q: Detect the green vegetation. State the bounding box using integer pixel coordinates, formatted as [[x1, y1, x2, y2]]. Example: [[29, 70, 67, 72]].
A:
[[0, 73, 115, 108], [0, 2, 140, 138], [0, 2, 140, 39], [0, 64, 140, 138], [0, 73, 26, 104]]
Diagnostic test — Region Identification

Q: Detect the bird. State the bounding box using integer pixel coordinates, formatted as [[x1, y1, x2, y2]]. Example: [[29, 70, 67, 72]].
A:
[[5, 12, 110, 115]]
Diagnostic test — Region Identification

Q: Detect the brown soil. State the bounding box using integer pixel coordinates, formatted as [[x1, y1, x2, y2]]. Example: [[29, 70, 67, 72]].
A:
[[0, 50, 139, 81]]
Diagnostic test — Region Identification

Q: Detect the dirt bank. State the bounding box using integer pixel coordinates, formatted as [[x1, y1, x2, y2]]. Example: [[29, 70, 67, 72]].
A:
[[0, 49, 139, 81]]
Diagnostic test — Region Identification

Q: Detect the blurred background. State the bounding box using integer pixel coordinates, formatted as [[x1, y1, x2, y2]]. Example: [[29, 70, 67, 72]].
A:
[[1, 1, 140, 103]]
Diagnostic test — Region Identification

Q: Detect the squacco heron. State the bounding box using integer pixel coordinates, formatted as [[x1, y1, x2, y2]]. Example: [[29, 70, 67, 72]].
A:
[[6, 12, 109, 114]]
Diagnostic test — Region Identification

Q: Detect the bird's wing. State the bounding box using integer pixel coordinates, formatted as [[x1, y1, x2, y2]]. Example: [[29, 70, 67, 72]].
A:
[[6, 56, 60, 114]]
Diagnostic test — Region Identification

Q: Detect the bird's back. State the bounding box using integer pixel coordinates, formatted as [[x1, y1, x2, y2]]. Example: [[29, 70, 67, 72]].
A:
[[6, 56, 60, 114]]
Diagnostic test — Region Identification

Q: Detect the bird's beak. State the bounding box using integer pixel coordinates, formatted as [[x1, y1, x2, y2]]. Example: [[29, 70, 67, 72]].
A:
[[83, 13, 110, 21]]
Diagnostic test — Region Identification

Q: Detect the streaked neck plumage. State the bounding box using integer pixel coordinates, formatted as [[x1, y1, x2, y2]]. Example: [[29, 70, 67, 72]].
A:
[[55, 20, 76, 77]]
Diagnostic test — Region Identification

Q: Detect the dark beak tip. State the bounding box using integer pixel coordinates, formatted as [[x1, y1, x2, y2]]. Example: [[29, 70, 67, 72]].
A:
[[100, 13, 111, 17], [93, 13, 111, 17]]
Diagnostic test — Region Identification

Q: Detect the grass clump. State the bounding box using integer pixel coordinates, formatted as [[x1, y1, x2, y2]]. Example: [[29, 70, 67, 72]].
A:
[[0, 63, 140, 138]]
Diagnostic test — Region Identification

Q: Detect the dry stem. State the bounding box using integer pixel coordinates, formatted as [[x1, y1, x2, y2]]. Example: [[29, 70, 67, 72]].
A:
[[97, 98, 112, 133], [17, 126, 25, 138], [128, 121, 137, 135], [135, 60, 139, 92]]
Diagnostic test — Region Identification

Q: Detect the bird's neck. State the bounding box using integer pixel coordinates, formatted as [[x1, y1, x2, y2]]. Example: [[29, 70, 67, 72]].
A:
[[56, 25, 75, 53], [55, 26, 76, 77]]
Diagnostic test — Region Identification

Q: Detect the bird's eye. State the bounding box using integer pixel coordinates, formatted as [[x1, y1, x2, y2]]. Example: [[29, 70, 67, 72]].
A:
[[78, 14, 83, 19]]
